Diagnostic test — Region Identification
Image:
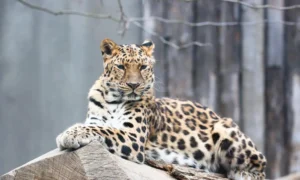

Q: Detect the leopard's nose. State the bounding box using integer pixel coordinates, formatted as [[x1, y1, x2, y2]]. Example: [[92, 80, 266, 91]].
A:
[[126, 83, 140, 90]]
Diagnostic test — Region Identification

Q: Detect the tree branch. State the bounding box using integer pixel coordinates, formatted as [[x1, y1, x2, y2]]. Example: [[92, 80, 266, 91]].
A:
[[16, 0, 299, 50], [129, 17, 297, 27], [117, 0, 128, 36], [17, 0, 120, 22], [131, 20, 212, 49]]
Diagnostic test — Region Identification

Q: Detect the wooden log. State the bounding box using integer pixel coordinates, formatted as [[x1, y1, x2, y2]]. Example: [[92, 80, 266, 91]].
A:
[[284, 0, 300, 174], [276, 172, 300, 180], [165, 0, 194, 100], [145, 159, 227, 180], [1, 142, 227, 180], [1, 142, 172, 180], [240, 0, 265, 152], [143, 0, 168, 97], [287, 56, 300, 174], [217, 1, 241, 124], [265, 0, 285, 178], [193, 0, 218, 110]]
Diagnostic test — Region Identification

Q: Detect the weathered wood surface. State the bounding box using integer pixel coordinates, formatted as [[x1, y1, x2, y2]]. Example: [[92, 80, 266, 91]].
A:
[[1, 142, 229, 180], [2, 141, 299, 180], [240, 0, 265, 152], [218, 1, 241, 124], [1, 142, 173, 180], [276, 172, 300, 180], [145, 159, 227, 180], [285, 0, 300, 174], [143, 0, 168, 97], [165, 0, 194, 100], [193, 0, 218, 110], [265, 0, 285, 178]]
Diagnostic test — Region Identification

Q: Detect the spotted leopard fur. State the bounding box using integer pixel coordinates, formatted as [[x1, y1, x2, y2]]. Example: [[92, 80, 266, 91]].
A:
[[56, 38, 267, 180]]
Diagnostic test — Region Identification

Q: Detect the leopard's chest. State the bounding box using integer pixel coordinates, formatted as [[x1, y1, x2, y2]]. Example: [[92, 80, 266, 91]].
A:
[[85, 103, 127, 129]]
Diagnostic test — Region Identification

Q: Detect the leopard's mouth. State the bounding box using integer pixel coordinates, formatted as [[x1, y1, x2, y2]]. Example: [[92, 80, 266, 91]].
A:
[[123, 92, 141, 101], [128, 92, 137, 98]]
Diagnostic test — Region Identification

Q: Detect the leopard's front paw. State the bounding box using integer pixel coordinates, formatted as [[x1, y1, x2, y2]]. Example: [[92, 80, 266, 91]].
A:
[[56, 123, 98, 150]]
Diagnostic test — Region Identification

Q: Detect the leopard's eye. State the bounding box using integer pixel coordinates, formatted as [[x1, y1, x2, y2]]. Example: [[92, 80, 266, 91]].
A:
[[140, 65, 147, 70], [117, 65, 125, 70]]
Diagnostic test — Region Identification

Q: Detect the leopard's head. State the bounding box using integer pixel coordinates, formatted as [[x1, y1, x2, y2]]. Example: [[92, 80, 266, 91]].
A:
[[100, 38, 155, 101]]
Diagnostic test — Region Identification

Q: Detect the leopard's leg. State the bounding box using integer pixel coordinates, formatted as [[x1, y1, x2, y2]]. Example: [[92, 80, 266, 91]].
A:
[[56, 123, 147, 163], [213, 118, 267, 180]]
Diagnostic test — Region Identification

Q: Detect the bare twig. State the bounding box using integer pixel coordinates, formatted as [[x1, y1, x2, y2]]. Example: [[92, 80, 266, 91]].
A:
[[16, 0, 299, 50], [117, 0, 126, 21], [131, 20, 212, 49], [17, 0, 211, 49], [117, 0, 128, 36], [17, 0, 120, 21], [129, 17, 297, 27]]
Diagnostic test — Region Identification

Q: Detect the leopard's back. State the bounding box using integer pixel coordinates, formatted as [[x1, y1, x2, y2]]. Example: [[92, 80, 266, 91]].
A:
[[145, 97, 266, 179]]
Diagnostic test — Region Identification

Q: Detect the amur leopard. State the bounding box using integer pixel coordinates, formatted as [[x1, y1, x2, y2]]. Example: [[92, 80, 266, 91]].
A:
[[56, 38, 267, 180]]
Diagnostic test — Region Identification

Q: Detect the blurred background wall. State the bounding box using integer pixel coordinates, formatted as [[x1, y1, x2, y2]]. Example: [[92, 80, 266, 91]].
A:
[[0, 0, 299, 178], [0, 0, 142, 175]]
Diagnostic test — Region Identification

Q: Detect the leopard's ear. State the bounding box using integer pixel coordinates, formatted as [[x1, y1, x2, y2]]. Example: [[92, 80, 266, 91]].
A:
[[100, 38, 118, 56], [141, 40, 155, 56]]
